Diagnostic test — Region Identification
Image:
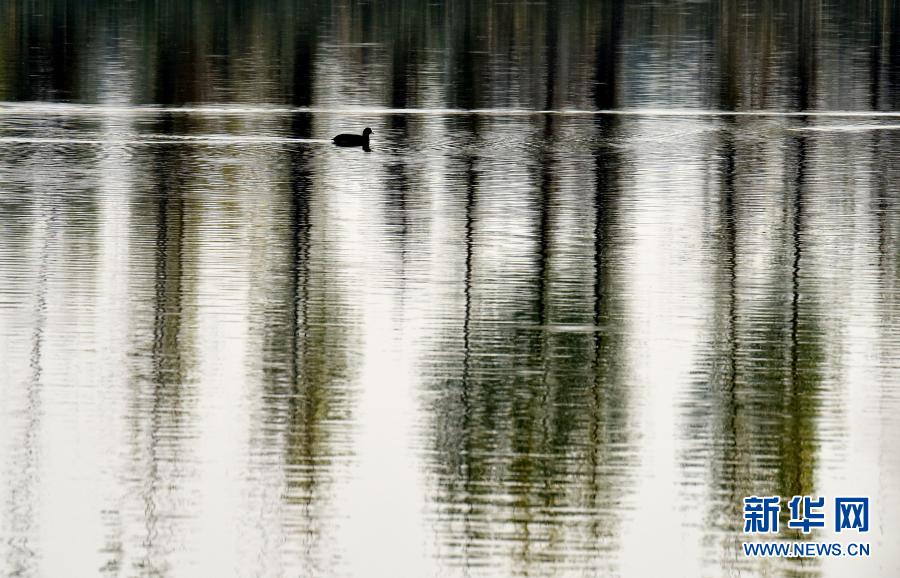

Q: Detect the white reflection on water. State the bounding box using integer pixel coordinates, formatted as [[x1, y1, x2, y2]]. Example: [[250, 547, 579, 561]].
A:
[[0, 107, 899, 578], [616, 116, 710, 578]]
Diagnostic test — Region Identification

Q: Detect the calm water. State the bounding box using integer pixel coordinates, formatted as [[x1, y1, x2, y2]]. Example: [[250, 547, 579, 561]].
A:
[[1, 2, 899, 577]]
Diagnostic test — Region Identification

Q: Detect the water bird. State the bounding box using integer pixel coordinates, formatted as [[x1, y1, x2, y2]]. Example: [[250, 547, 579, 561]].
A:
[[332, 127, 372, 147]]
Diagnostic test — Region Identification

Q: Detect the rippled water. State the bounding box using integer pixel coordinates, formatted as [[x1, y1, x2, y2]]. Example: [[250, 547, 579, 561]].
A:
[[1, 2, 900, 577]]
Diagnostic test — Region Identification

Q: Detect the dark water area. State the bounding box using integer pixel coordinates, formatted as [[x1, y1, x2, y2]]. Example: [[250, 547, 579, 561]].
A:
[[3, 0, 900, 112], [1, 2, 899, 577]]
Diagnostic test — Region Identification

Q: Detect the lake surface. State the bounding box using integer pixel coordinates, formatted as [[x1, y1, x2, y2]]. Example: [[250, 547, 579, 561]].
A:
[[1, 2, 899, 577]]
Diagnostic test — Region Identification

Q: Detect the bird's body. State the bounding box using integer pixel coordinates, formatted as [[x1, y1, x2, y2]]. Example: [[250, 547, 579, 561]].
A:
[[332, 127, 373, 147]]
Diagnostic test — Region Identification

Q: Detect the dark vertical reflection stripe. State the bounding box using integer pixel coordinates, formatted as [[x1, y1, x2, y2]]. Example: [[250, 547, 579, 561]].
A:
[[459, 112, 479, 567], [708, 117, 742, 560], [140, 112, 189, 573], [588, 114, 629, 565], [717, 1, 738, 110], [292, 4, 316, 110], [271, 131, 353, 573], [594, 1, 623, 110], [796, 0, 817, 111], [779, 130, 820, 510], [285, 137, 319, 565], [869, 0, 883, 111], [891, 0, 900, 110]]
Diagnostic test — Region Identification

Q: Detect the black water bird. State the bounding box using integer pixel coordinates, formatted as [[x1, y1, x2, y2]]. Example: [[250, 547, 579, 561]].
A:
[[332, 127, 372, 147]]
